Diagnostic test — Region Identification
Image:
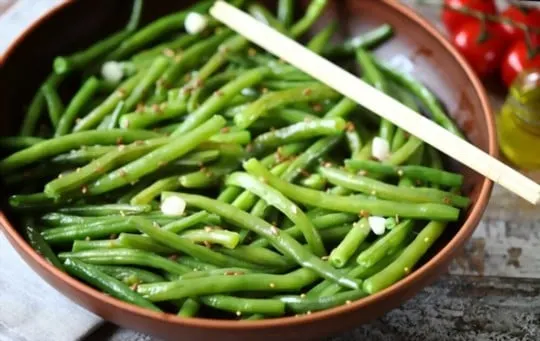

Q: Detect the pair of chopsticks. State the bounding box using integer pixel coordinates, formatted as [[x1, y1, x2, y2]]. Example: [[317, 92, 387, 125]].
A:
[[210, 1, 540, 205]]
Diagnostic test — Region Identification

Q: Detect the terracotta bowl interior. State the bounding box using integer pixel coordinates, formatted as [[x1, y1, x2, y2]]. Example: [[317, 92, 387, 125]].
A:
[[0, 1, 495, 340]]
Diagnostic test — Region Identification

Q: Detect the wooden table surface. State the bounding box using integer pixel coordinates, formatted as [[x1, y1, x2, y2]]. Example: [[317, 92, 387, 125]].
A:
[[2, 1, 539, 340]]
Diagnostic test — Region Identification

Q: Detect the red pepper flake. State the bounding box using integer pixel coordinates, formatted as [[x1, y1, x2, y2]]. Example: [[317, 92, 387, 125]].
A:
[[300, 169, 310, 177], [346, 122, 356, 132], [312, 103, 323, 112], [168, 254, 178, 261], [215, 90, 224, 97], [116, 137, 124, 145], [224, 271, 236, 276], [95, 165, 105, 173], [443, 197, 452, 205], [203, 241, 212, 248], [136, 103, 145, 113], [195, 78, 204, 88], [359, 209, 370, 218], [221, 127, 230, 133], [152, 104, 161, 113], [130, 283, 139, 291], [162, 48, 175, 58], [302, 88, 312, 96], [233, 271, 245, 276], [404, 132, 411, 138]]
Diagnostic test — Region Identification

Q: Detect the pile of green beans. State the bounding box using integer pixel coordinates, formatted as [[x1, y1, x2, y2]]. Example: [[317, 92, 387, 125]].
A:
[[0, 0, 468, 320]]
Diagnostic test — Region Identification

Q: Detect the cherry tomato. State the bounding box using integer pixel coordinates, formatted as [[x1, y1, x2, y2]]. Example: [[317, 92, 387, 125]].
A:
[[452, 21, 508, 78], [442, 0, 497, 35], [500, 6, 540, 41], [501, 38, 540, 87]]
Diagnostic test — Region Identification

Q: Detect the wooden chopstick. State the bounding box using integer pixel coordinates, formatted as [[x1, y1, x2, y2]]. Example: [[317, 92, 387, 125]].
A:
[[210, 1, 540, 205]]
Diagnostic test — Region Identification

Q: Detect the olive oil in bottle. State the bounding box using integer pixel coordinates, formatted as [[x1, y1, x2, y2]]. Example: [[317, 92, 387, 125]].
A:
[[497, 68, 540, 170]]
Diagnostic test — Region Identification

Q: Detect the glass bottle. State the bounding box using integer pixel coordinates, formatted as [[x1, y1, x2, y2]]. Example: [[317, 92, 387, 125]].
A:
[[497, 68, 540, 170]]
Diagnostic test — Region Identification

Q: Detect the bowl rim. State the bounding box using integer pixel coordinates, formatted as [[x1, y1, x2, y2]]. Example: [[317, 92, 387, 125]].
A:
[[0, 0, 496, 330]]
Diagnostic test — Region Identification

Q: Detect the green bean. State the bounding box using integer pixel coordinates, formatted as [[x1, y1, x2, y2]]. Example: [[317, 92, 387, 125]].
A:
[[132, 34, 200, 64], [177, 35, 250, 102], [278, 0, 294, 27], [166, 193, 357, 289], [43, 221, 138, 245], [363, 221, 447, 294], [137, 268, 319, 302], [244, 159, 459, 221], [374, 60, 463, 138], [20, 73, 64, 136], [220, 246, 294, 269], [209, 131, 251, 145], [73, 73, 143, 132], [86, 116, 224, 195], [53, 31, 131, 75], [130, 217, 262, 269], [40, 212, 176, 227], [157, 29, 233, 97], [252, 212, 358, 248], [319, 167, 469, 208], [51, 145, 115, 165], [59, 249, 191, 275], [173, 67, 269, 135], [23, 218, 64, 269], [234, 84, 340, 129], [123, 56, 170, 111], [120, 102, 187, 129], [308, 22, 337, 54], [251, 118, 346, 154], [290, 0, 328, 38], [329, 219, 369, 268], [41, 83, 64, 128], [316, 247, 405, 297], [176, 258, 219, 272], [95, 265, 165, 285], [59, 204, 151, 216], [356, 47, 394, 144], [217, 186, 242, 203], [45, 138, 168, 198], [64, 258, 161, 311], [179, 228, 240, 249], [249, 4, 287, 34], [299, 174, 326, 190], [72, 239, 127, 253], [356, 220, 413, 268], [107, 1, 214, 60], [279, 289, 367, 314], [118, 234, 176, 254], [178, 298, 200, 317], [324, 24, 394, 57], [1, 137, 45, 153], [9, 193, 68, 211], [201, 295, 285, 316], [386, 136, 423, 166], [107, 101, 125, 130], [345, 160, 463, 187], [125, 0, 144, 31], [55, 77, 101, 136], [226, 172, 326, 257]]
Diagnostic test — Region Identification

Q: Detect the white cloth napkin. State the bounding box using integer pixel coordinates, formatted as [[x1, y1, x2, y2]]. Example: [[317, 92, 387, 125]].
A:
[[1, 1, 103, 340]]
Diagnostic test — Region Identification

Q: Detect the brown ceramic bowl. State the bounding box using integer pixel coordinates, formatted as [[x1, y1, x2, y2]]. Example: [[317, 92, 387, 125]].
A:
[[0, 1, 495, 340]]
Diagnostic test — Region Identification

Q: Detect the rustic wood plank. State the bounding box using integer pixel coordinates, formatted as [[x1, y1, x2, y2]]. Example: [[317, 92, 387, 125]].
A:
[[86, 275, 540, 341]]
